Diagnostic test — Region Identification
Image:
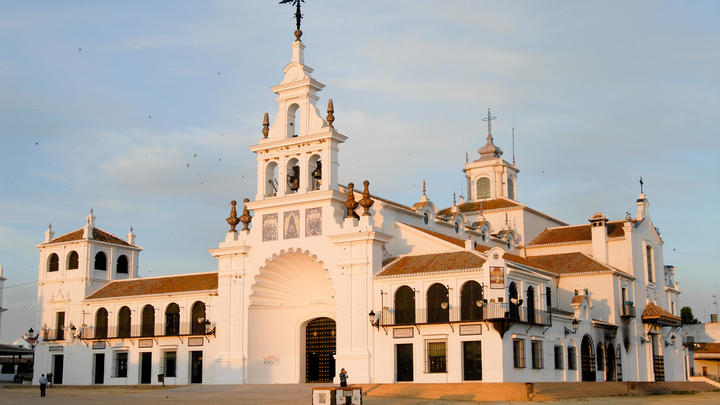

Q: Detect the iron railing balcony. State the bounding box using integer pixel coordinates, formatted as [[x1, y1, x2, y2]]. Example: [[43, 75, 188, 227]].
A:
[[80, 322, 215, 340], [41, 329, 65, 342], [379, 303, 551, 327], [620, 302, 636, 318]]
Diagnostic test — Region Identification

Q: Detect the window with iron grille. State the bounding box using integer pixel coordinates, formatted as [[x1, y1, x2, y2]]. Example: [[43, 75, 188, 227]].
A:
[[113, 352, 128, 378], [568, 346, 577, 370], [554, 345, 564, 369], [513, 339, 525, 368], [532, 341, 543, 369], [425, 339, 447, 373], [163, 351, 177, 377]]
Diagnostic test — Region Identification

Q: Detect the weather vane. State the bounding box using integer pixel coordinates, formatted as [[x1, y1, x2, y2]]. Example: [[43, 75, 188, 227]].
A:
[[482, 108, 496, 136], [639, 176, 644, 194], [279, 0, 305, 41]]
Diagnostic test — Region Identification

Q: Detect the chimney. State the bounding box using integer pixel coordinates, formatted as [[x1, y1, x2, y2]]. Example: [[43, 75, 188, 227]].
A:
[[82, 209, 96, 239], [636, 193, 649, 221], [588, 212, 608, 264], [127, 226, 135, 245], [44, 223, 54, 243]]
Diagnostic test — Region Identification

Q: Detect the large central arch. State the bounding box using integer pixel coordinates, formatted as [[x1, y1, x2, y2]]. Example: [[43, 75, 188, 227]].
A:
[[247, 249, 336, 383]]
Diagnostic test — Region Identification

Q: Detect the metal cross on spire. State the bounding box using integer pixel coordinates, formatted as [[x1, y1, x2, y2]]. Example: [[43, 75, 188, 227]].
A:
[[279, 0, 305, 40], [639, 176, 644, 194], [482, 108, 497, 136]]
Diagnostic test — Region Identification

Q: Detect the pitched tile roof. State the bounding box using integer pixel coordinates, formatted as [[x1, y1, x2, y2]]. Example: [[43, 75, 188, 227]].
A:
[[641, 303, 681, 326], [572, 294, 586, 305], [437, 198, 521, 216], [526, 252, 616, 275], [399, 222, 552, 272], [86, 272, 218, 299], [46, 227, 134, 247], [377, 251, 486, 277], [694, 343, 720, 354], [529, 221, 627, 246]]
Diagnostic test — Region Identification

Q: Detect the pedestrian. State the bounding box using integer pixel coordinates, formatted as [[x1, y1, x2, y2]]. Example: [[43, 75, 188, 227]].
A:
[[339, 368, 348, 387], [39, 373, 47, 397]]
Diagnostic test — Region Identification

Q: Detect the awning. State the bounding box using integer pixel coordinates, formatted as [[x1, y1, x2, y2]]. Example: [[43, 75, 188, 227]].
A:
[[641, 303, 681, 326]]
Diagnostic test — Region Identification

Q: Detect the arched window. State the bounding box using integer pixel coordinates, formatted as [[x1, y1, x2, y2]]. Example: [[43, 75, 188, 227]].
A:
[[581, 335, 596, 381], [287, 103, 300, 138], [427, 283, 449, 323], [596, 343, 605, 371], [646, 245, 654, 283], [191, 301, 206, 335], [67, 251, 79, 270], [165, 303, 180, 336], [117, 306, 131, 338], [527, 286, 536, 323], [461, 281, 484, 321], [141, 305, 155, 337], [95, 308, 108, 339], [286, 158, 300, 193], [47, 253, 59, 272], [308, 154, 322, 191], [509, 282, 519, 320], [546, 286, 552, 308], [476, 177, 490, 199], [94, 252, 107, 271], [394, 286, 415, 325], [116, 255, 128, 274], [265, 161, 279, 197], [508, 177, 515, 200]]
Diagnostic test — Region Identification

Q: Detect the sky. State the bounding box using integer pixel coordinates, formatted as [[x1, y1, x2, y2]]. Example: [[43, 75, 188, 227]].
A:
[[0, 0, 718, 343]]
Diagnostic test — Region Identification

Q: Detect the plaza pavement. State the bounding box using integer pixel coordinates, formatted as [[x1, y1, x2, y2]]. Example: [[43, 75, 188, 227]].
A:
[[1, 384, 719, 405]]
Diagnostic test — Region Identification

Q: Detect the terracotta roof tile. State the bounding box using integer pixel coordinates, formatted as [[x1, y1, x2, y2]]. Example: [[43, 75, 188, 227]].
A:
[[572, 295, 585, 304], [400, 222, 551, 271], [86, 272, 218, 299], [529, 221, 626, 245], [694, 343, 720, 354], [641, 303, 681, 326], [437, 198, 521, 216], [526, 252, 615, 275], [47, 227, 133, 247], [377, 251, 486, 277]]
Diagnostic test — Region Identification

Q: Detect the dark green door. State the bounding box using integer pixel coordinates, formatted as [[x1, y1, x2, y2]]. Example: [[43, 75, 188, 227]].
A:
[[463, 341, 482, 380], [140, 352, 151, 384], [396, 344, 413, 381], [191, 351, 203, 383], [94, 353, 105, 384]]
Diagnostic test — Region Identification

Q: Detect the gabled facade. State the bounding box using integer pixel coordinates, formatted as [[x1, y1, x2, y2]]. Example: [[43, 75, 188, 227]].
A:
[[31, 26, 686, 386]]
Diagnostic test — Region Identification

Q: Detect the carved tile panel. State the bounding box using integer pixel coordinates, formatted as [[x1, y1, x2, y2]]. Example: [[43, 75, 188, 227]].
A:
[[305, 207, 322, 237], [262, 213, 278, 242], [284, 210, 300, 239]]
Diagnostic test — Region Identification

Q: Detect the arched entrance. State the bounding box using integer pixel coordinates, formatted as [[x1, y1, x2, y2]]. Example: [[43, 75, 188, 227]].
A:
[[606, 343, 617, 381], [581, 335, 596, 381], [305, 317, 336, 383]]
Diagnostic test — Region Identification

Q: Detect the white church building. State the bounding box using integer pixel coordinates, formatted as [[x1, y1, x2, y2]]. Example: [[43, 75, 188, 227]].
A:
[[32, 27, 686, 386]]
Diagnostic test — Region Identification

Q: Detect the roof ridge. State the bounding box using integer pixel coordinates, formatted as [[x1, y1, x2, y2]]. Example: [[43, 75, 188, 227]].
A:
[[101, 270, 219, 284]]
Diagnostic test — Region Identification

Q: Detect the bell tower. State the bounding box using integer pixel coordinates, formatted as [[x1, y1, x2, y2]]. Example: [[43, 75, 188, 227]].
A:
[[250, 35, 347, 201], [464, 109, 519, 201]]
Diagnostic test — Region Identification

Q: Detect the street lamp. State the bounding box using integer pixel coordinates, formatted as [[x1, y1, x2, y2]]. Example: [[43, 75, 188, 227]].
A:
[[564, 319, 579, 337]]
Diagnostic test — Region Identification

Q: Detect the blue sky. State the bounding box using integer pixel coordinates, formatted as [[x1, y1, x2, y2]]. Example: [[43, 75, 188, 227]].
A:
[[1, 1, 718, 342]]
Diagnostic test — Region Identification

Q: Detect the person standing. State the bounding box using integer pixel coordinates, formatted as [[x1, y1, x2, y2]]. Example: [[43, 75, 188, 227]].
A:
[[39, 374, 47, 397], [339, 368, 348, 387]]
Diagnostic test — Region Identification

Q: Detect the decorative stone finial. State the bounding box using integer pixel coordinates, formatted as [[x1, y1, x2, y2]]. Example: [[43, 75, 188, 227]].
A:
[[326, 99, 335, 128], [262, 113, 269, 138], [344, 183, 359, 219], [226, 200, 240, 233], [127, 226, 136, 245], [465, 152, 469, 163], [294, 29, 302, 41], [422, 180, 426, 197], [453, 192, 457, 206], [239, 198, 253, 231], [359, 180, 375, 216]]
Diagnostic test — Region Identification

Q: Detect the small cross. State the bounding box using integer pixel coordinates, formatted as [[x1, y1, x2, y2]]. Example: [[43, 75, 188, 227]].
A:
[[639, 176, 644, 194], [481, 108, 497, 136]]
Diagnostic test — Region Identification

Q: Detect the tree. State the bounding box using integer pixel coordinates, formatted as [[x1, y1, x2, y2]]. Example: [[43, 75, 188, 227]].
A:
[[681, 306, 699, 325]]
